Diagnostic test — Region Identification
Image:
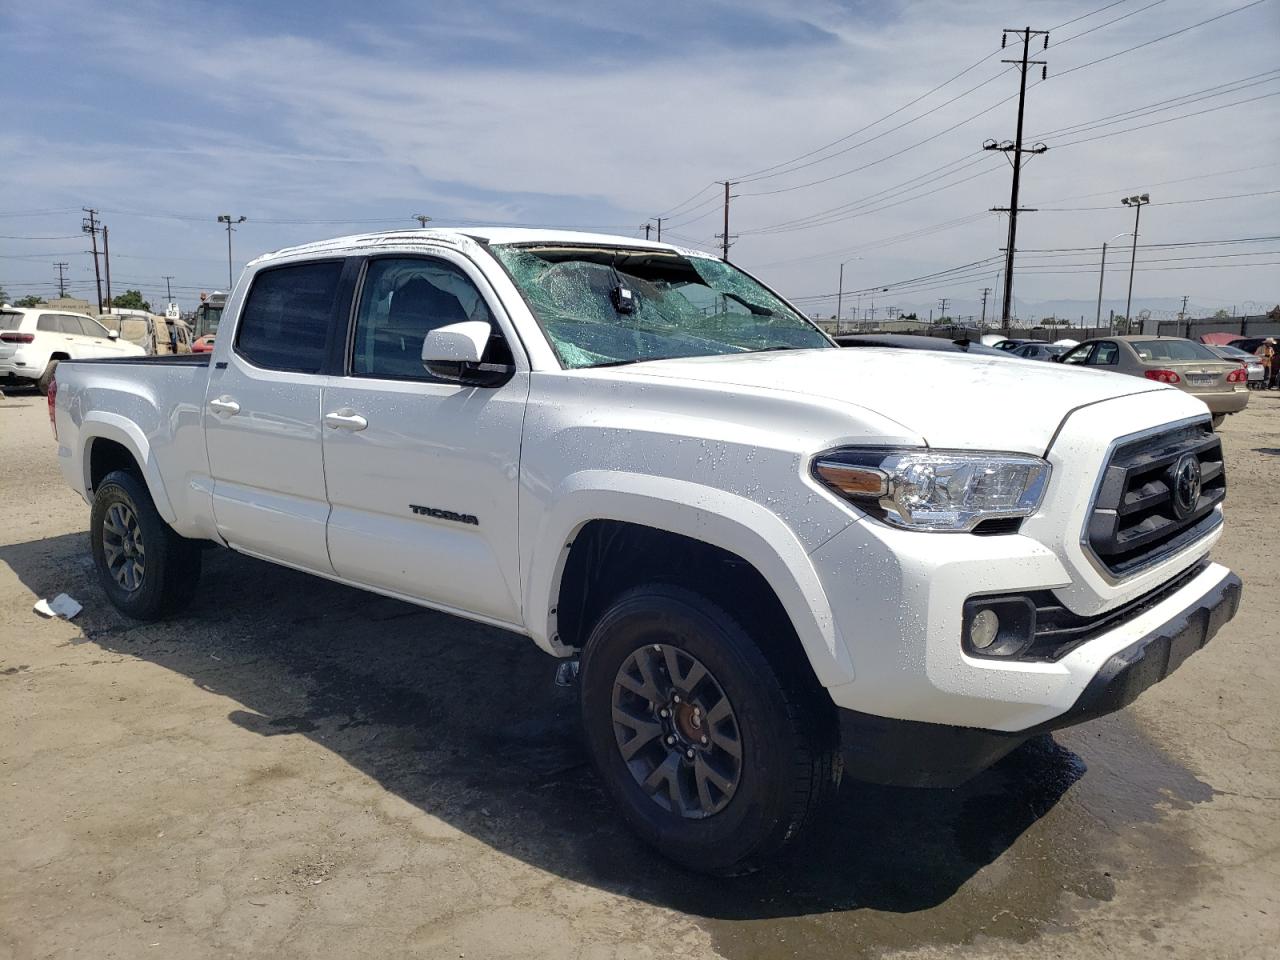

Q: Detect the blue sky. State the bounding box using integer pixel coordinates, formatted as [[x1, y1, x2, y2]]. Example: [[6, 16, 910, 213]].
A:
[[2, 0, 1277, 320]]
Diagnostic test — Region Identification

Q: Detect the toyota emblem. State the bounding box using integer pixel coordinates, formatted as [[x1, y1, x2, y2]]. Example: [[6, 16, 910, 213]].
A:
[[1170, 453, 1202, 520]]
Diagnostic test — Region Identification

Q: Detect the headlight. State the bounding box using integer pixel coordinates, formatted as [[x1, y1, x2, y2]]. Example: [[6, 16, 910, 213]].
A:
[[813, 448, 1050, 532]]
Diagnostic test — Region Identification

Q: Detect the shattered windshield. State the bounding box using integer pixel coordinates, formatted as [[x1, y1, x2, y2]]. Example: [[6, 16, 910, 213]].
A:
[[490, 244, 832, 368]]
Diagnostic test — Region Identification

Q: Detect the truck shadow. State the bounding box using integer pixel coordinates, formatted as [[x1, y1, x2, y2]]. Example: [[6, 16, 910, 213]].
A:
[[0, 531, 1210, 937]]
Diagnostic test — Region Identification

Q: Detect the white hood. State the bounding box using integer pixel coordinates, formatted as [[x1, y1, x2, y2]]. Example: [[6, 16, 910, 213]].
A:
[[616, 347, 1168, 454]]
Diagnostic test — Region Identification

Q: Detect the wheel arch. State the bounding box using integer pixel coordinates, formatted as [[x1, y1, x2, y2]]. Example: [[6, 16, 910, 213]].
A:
[[526, 473, 854, 689], [81, 415, 178, 525]]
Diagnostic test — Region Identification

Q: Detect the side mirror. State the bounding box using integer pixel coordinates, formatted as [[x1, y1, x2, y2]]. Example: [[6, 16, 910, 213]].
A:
[[108, 330, 120, 340], [422, 321, 514, 386]]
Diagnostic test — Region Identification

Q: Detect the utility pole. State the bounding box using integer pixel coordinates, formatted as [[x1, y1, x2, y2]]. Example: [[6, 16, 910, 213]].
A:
[[980, 287, 991, 326], [985, 26, 1049, 327], [217, 215, 247, 289], [1179, 294, 1190, 337], [1095, 242, 1109, 330], [646, 217, 664, 242], [715, 181, 737, 261], [937, 297, 950, 321], [414, 214, 432, 228], [81, 208, 103, 313], [102, 225, 112, 309], [54, 262, 69, 298], [162, 275, 175, 303], [1121, 194, 1150, 327], [642, 223, 652, 240]]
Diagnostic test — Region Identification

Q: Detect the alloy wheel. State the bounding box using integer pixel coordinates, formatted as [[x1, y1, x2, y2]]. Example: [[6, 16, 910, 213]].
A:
[[611, 642, 743, 818], [101, 502, 145, 592]]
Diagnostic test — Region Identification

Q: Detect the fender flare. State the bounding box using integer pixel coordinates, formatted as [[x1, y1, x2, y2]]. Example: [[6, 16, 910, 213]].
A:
[[525, 470, 855, 689], [80, 412, 179, 525]]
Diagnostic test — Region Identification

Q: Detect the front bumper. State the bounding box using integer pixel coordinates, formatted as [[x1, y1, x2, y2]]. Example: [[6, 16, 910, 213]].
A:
[[839, 568, 1241, 786]]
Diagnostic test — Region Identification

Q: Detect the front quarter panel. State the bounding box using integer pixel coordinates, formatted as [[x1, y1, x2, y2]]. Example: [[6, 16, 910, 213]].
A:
[[519, 368, 926, 687]]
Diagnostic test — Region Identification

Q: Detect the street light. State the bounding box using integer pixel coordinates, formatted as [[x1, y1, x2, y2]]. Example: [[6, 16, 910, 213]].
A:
[[217, 215, 247, 289], [1096, 231, 1132, 332], [1119, 194, 1150, 332], [835, 256, 862, 334]]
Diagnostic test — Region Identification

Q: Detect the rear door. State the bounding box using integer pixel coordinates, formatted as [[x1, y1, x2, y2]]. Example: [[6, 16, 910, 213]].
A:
[[320, 252, 528, 623], [203, 258, 353, 572]]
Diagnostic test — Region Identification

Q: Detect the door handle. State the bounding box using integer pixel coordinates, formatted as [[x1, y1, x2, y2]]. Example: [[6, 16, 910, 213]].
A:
[[208, 396, 241, 416], [324, 409, 368, 431]]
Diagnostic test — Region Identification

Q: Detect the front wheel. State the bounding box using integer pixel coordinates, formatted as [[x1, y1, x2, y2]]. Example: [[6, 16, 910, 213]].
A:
[[90, 469, 202, 620], [1211, 413, 1226, 429], [579, 584, 841, 875]]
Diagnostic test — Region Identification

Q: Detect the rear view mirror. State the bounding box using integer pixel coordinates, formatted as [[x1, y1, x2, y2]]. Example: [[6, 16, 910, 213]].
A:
[[422, 321, 514, 386], [108, 330, 119, 340]]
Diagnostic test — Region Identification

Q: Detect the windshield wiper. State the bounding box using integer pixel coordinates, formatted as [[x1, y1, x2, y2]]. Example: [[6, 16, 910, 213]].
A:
[[724, 292, 774, 316], [588, 355, 685, 368]]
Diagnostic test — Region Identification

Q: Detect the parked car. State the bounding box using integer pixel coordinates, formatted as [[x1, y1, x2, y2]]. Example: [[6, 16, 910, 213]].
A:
[[1057, 336, 1248, 426], [0, 306, 144, 393], [50, 229, 1241, 875], [97, 312, 193, 356], [991, 337, 1035, 351], [1198, 332, 1243, 347], [834, 333, 1009, 356], [1014, 342, 1068, 362], [1206, 343, 1266, 389]]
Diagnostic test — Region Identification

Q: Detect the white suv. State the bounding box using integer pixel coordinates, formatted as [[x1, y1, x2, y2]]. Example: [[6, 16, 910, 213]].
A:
[[0, 306, 144, 393]]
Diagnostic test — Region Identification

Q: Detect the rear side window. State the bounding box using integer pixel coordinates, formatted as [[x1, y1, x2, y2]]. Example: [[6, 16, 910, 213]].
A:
[[235, 261, 343, 373], [0, 311, 23, 331], [37, 315, 63, 333], [1089, 342, 1119, 365]]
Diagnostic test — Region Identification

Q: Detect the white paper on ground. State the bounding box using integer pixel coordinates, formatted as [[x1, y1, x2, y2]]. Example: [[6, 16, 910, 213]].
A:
[[34, 593, 83, 619]]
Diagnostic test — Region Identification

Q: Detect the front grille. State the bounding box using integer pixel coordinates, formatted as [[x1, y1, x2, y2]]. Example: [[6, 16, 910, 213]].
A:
[[1085, 421, 1225, 577]]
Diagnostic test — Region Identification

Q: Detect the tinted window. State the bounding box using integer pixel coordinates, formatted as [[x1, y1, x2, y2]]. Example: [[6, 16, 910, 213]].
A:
[[1061, 344, 1093, 365], [351, 257, 497, 380], [37, 315, 63, 333], [236, 261, 343, 373], [1089, 342, 1119, 365], [0, 311, 23, 331]]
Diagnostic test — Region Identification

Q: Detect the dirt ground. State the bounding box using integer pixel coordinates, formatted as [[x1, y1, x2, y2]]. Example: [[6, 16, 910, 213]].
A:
[[1, 384, 1277, 960]]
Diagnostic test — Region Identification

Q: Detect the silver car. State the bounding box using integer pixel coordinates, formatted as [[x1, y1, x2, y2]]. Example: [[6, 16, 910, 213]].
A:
[[1058, 335, 1249, 426]]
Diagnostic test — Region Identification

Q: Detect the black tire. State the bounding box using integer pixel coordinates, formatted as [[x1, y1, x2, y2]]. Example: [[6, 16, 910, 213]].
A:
[[1211, 413, 1226, 429], [36, 359, 59, 395], [579, 584, 841, 876], [90, 469, 202, 620]]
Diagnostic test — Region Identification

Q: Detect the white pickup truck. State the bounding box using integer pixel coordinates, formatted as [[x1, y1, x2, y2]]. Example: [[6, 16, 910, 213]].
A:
[[51, 228, 1241, 875]]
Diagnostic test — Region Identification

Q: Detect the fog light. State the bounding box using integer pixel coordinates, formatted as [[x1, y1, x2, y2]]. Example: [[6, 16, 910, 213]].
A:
[[969, 608, 1000, 649]]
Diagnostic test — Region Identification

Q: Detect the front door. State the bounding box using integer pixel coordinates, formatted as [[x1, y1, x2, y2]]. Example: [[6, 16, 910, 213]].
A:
[[321, 253, 528, 625], [203, 258, 349, 572]]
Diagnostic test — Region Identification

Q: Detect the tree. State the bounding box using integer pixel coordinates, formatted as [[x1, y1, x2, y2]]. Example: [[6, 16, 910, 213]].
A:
[[111, 289, 152, 312], [1213, 308, 1230, 319], [0, 285, 8, 304], [14, 295, 43, 308], [1267, 304, 1280, 321]]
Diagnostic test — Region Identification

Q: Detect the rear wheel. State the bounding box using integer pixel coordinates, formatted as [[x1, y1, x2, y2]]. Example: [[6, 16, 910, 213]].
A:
[[90, 469, 202, 620], [1211, 413, 1226, 429], [36, 359, 59, 395], [579, 584, 840, 875]]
